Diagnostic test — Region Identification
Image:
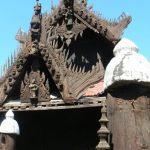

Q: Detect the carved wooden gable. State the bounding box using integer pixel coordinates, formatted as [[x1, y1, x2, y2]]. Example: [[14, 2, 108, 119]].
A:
[[0, 0, 131, 106]]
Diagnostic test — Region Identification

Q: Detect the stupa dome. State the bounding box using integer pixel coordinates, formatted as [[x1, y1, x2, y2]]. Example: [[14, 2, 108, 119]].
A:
[[0, 109, 20, 135], [104, 38, 150, 90]]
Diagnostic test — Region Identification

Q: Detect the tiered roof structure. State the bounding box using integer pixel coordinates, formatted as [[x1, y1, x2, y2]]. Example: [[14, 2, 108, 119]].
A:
[[0, 0, 131, 111]]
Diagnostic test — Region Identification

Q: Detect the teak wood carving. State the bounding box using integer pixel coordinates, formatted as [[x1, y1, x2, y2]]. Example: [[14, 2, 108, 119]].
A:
[[0, 0, 131, 105]]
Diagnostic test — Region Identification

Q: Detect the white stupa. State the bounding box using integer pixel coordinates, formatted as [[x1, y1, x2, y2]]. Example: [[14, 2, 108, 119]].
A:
[[0, 109, 20, 135], [104, 38, 150, 89]]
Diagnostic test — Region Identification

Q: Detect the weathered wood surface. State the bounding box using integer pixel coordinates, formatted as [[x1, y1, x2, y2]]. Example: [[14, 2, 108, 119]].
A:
[[0, 97, 105, 112], [0, 134, 16, 150], [107, 93, 150, 150]]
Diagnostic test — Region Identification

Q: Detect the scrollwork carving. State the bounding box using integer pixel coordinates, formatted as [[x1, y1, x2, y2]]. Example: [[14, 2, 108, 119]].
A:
[[42, 38, 104, 103]]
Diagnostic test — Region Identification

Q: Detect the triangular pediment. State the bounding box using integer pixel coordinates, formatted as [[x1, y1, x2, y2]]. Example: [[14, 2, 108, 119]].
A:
[[0, 40, 104, 105], [0, 52, 62, 105], [47, 0, 131, 42]]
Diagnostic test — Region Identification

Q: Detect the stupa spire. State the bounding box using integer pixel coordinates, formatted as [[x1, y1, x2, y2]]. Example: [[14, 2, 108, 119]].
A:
[[30, 0, 42, 54]]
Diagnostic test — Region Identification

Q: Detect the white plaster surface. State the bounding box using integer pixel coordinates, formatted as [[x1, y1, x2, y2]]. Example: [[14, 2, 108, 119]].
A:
[[0, 109, 20, 135], [104, 38, 150, 89]]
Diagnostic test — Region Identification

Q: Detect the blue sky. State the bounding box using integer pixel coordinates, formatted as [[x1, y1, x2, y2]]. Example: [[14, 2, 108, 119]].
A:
[[0, 0, 150, 68]]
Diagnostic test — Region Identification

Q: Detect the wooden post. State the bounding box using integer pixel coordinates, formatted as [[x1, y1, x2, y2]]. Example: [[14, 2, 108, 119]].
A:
[[0, 134, 17, 150], [96, 102, 110, 150]]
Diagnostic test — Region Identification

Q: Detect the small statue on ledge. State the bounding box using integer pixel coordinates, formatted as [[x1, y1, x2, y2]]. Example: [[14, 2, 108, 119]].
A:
[[29, 79, 39, 99]]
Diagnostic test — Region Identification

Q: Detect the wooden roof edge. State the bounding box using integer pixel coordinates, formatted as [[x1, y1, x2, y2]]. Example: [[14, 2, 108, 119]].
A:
[[0, 49, 28, 86], [38, 0, 131, 42], [0, 30, 31, 86], [0, 49, 29, 106], [107, 15, 132, 40], [73, 5, 131, 41], [0, 96, 106, 112]]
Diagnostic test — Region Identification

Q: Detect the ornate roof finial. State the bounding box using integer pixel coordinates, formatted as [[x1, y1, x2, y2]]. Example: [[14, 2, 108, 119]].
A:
[[36, 0, 39, 5], [34, 0, 41, 15], [63, 0, 74, 9], [30, 0, 42, 54], [62, 0, 74, 27]]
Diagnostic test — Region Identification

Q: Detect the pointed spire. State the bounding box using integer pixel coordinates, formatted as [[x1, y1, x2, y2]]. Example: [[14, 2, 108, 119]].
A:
[[5, 60, 8, 72], [16, 27, 26, 44], [8, 57, 10, 68], [34, 0, 41, 16], [36, 0, 40, 7], [51, 0, 55, 11], [3, 63, 5, 76], [17, 48, 20, 56], [14, 50, 17, 62], [30, 0, 42, 54], [0, 65, 2, 77], [0, 66, 1, 77], [3, 64, 5, 75], [11, 53, 14, 66]]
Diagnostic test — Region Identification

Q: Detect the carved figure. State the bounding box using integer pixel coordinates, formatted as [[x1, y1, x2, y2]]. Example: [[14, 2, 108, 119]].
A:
[[31, 17, 41, 42], [30, 41, 39, 54], [29, 79, 38, 99]]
